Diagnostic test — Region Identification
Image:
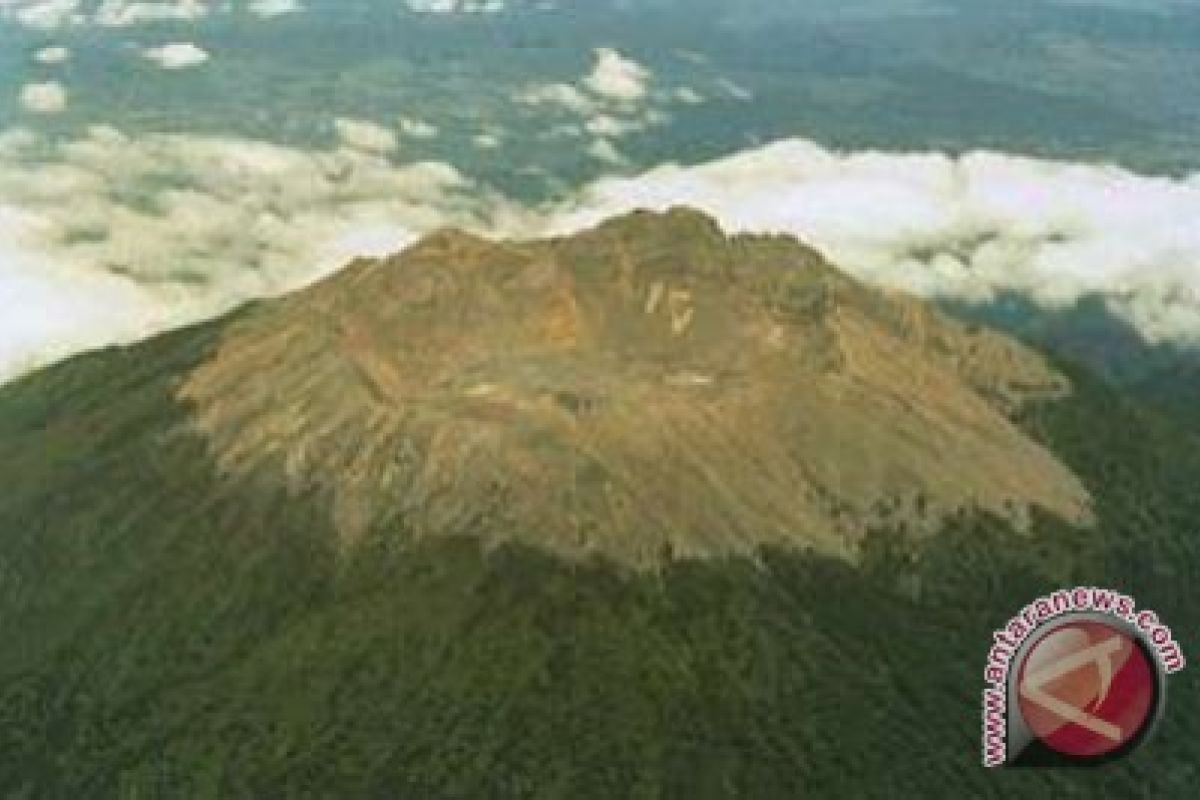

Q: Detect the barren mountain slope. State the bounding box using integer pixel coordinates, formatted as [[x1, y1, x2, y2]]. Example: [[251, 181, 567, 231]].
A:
[[179, 207, 1092, 567]]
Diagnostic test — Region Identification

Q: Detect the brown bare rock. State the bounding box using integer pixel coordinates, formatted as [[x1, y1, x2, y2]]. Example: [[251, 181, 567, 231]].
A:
[[179, 208, 1093, 568]]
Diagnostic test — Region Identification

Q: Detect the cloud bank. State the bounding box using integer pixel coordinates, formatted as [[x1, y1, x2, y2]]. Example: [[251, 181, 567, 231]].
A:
[[0, 126, 528, 383], [0, 205, 169, 380], [2, 129, 1200, 385]]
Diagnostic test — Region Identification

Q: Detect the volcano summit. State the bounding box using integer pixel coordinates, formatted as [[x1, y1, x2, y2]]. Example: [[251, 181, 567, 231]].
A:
[[171, 208, 1092, 567]]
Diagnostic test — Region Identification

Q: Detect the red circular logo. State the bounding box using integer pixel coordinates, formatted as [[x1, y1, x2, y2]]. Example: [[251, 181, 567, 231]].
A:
[[1016, 619, 1158, 760]]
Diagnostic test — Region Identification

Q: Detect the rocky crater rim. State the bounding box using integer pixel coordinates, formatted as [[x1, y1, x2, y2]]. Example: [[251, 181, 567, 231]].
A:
[[178, 207, 1094, 569]]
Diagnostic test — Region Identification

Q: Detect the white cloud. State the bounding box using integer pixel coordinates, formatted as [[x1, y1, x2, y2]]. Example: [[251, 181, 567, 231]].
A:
[[248, 0, 302, 16], [675, 87, 704, 105], [584, 47, 651, 103], [405, 0, 507, 12], [142, 42, 210, 69], [514, 82, 595, 116], [34, 45, 71, 64], [1, 0, 84, 29], [5, 127, 1200, 386], [1, 0, 303, 27], [515, 48, 666, 152], [0, 125, 529, 382], [0, 204, 169, 383], [19, 82, 67, 114], [515, 49, 653, 115], [95, 0, 211, 27], [398, 116, 439, 140], [473, 132, 502, 149], [586, 138, 625, 165], [334, 118, 398, 154], [543, 139, 1200, 344]]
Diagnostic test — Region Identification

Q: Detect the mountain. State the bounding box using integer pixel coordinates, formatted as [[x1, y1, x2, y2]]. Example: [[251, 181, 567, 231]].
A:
[[179, 207, 1089, 566], [0, 209, 1196, 798], [941, 293, 1200, 435], [942, 292, 1200, 394]]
